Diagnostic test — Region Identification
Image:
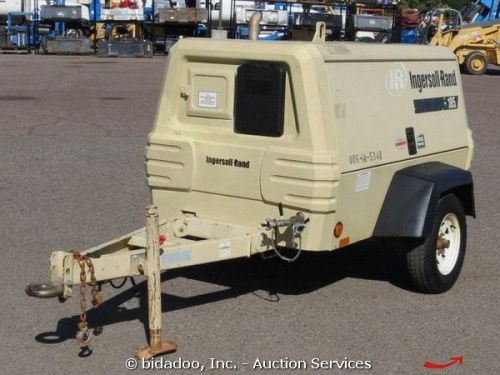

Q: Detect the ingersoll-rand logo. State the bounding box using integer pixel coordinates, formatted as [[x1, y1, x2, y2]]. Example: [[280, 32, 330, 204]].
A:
[[385, 63, 409, 96], [409, 70, 458, 93]]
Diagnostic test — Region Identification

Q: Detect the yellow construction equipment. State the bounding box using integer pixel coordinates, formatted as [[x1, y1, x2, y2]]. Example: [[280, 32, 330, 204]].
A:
[[423, 9, 500, 75]]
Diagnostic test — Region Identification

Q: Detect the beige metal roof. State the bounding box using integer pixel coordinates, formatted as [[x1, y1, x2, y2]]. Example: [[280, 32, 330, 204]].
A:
[[316, 42, 455, 61], [177, 38, 456, 62]]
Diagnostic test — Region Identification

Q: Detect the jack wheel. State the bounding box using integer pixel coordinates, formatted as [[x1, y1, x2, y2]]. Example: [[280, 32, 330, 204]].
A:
[[406, 194, 467, 294], [464, 51, 488, 75]]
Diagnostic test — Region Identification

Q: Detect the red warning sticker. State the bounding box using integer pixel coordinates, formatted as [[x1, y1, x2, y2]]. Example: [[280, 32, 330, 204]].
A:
[[395, 138, 407, 150]]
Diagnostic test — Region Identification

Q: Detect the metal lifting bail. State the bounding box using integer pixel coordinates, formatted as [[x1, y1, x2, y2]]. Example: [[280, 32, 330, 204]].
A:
[[312, 22, 326, 44]]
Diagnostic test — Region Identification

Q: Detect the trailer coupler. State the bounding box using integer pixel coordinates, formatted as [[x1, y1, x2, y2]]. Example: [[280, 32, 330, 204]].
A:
[[27, 254, 102, 352], [26, 281, 64, 298]]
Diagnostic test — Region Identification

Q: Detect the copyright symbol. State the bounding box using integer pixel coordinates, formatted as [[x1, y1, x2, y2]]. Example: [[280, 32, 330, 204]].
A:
[[126, 357, 138, 370]]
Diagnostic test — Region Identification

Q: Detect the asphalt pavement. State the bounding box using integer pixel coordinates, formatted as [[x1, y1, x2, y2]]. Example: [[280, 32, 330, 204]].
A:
[[0, 54, 498, 375]]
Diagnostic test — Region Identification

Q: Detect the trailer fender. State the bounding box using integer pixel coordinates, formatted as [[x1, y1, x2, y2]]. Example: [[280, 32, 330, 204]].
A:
[[373, 162, 475, 239]]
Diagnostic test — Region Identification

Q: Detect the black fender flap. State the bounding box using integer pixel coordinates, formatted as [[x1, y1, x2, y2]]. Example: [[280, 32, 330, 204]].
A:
[[373, 162, 475, 239]]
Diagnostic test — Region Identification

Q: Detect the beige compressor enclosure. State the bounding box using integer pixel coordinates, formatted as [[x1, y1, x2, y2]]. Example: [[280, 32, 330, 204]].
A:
[[148, 38, 473, 253]]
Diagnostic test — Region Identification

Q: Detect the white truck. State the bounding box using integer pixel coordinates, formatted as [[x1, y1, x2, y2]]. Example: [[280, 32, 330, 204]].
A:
[[0, 0, 90, 20]]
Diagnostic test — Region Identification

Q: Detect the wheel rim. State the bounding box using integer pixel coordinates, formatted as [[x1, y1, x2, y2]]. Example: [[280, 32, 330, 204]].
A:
[[435, 213, 461, 275], [471, 57, 485, 72]]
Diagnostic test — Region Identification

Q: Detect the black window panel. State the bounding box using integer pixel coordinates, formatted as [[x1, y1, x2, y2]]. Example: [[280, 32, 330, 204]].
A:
[[235, 63, 286, 137]]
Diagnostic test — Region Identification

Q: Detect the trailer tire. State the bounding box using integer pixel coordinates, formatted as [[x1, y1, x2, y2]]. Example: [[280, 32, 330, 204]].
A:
[[464, 51, 488, 75], [406, 194, 466, 294]]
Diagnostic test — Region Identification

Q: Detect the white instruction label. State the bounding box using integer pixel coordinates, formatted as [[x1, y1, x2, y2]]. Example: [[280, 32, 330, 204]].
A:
[[219, 240, 231, 258], [198, 91, 217, 108], [355, 171, 371, 192]]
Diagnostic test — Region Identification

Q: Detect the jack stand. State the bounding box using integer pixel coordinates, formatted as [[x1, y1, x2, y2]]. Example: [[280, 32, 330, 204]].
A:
[[135, 205, 177, 359]]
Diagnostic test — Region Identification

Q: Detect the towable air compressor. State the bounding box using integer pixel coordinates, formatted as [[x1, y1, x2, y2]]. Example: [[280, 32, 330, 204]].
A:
[[27, 24, 475, 358]]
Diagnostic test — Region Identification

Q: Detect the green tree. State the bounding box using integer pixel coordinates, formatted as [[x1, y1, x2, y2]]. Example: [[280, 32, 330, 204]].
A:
[[399, 0, 469, 11]]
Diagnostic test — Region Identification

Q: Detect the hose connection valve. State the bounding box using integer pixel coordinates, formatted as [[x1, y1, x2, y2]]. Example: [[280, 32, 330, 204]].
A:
[[263, 212, 309, 237]]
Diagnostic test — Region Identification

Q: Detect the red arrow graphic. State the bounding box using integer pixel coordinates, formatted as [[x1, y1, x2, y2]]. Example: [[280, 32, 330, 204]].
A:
[[424, 356, 463, 369]]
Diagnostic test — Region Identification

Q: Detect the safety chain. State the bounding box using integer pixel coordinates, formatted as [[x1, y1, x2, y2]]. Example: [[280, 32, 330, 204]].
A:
[[72, 251, 102, 350]]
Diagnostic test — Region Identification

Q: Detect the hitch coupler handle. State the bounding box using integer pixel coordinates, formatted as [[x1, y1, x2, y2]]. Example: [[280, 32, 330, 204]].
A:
[[135, 205, 176, 359]]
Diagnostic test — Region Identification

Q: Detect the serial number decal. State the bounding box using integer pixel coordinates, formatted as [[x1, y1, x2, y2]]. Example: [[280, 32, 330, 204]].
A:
[[348, 151, 383, 165], [414, 96, 458, 114]]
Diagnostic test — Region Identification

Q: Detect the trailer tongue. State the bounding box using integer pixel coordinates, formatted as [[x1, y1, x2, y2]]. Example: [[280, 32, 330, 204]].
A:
[[26, 205, 307, 357]]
